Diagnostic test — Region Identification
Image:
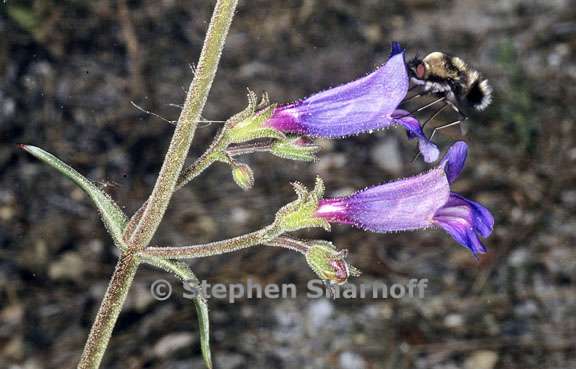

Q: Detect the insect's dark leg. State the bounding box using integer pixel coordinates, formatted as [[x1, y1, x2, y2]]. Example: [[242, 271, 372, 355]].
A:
[[409, 103, 447, 163], [403, 92, 423, 103], [397, 96, 446, 119], [429, 116, 469, 142], [421, 102, 448, 130], [412, 96, 446, 114]]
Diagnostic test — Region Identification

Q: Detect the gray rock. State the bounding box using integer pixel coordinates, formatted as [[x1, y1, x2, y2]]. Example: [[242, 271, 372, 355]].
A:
[[153, 332, 195, 358], [371, 138, 403, 174], [464, 350, 499, 369]]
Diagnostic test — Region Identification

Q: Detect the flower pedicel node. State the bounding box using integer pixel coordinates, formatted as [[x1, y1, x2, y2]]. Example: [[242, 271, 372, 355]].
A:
[[315, 141, 494, 257], [264, 42, 440, 162]]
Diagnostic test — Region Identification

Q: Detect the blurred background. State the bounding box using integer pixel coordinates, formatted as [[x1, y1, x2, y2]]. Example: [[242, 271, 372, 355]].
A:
[[2, 0, 576, 368]]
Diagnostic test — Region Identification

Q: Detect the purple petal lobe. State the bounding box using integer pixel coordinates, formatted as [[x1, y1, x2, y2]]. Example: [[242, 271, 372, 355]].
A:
[[392, 109, 439, 163], [448, 193, 494, 237], [441, 141, 468, 183], [433, 192, 494, 256], [317, 168, 450, 232], [266, 51, 409, 138], [389, 41, 404, 58]]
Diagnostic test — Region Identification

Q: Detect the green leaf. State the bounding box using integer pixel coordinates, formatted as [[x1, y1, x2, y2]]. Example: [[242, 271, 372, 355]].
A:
[[22, 144, 214, 368], [195, 294, 212, 369], [20, 145, 128, 250], [143, 257, 212, 369]]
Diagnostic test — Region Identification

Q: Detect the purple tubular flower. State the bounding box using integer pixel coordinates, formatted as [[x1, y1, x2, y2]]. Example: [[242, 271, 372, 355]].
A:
[[315, 142, 494, 256], [265, 42, 439, 162]]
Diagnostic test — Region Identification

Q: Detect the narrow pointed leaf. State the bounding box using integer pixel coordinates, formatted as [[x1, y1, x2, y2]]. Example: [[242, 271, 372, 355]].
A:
[[142, 257, 212, 369], [22, 145, 213, 367], [195, 294, 212, 369], [20, 145, 128, 250]]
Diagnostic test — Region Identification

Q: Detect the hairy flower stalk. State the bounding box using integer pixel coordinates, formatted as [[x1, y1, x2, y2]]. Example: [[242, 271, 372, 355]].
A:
[[264, 42, 440, 162], [315, 142, 494, 256]]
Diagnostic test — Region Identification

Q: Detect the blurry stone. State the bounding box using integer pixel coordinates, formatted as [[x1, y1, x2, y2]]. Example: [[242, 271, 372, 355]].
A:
[[330, 187, 355, 198], [215, 353, 245, 369], [230, 207, 250, 225], [508, 248, 529, 267], [1, 304, 24, 326], [0, 206, 14, 221], [561, 190, 576, 206], [360, 24, 382, 44], [70, 187, 86, 202], [464, 350, 499, 369], [86, 239, 104, 255], [237, 61, 271, 78], [371, 138, 403, 174], [307, 299, 334, 331], [153, 332, 195, 358], [314, 153, 347, 175], [444, 314, 464, 328], [2, 336, 24, 361], [514, 300, 538, 317], [17, 359, 44, 369], [48, 252, 85, 281], [125, 282, 156, 313], [339, 351, 366, 369]]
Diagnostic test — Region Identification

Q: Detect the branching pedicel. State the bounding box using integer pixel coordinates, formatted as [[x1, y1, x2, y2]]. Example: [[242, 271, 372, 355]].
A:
[[19, 1, 494, 368]]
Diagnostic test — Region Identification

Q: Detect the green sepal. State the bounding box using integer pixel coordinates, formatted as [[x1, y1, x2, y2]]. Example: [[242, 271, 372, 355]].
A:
[[274, 176, 330, 232], [271, 137, 320, 162], [224, 104, 286, 144]]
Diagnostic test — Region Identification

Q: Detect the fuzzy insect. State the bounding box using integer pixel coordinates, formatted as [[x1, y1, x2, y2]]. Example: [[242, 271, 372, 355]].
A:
[[405, 51, 493, 139]]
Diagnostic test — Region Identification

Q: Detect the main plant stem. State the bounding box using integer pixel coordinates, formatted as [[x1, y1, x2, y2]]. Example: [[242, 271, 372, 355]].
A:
[[78, 1, 238, 368], [128, 0, 238, 251], [78, 253, 139, 369]]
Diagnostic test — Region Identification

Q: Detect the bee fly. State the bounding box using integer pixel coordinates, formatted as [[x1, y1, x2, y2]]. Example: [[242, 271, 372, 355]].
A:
[[404, 51, 493, 140]]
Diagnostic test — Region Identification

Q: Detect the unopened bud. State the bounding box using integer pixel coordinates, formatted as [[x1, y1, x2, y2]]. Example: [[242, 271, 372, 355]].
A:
[[305, 241, 360, 285], [232, 163, 254, 191]]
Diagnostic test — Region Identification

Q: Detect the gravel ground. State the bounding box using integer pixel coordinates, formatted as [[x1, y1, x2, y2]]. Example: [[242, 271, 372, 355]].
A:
[[2, 1, 576, 368]]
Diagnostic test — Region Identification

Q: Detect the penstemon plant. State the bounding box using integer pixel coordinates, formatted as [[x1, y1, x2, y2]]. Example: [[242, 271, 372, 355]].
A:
[[19, 1, 494, 368]]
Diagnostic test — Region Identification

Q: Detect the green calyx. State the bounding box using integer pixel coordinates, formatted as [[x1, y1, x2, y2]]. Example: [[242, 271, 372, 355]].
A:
[[223, 90, 285, 144], [305, 240, 361, 285], [274, 176, 330, 232], [271, 137, 320, 162]]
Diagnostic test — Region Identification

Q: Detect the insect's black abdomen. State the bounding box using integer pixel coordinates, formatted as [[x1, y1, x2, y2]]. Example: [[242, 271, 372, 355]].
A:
[[466, 79, 489, 110]]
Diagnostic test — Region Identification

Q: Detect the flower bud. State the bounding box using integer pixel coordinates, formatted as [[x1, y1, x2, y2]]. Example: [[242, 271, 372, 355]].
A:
[[305, 241, 360, 285], [231, 162, 254, 191]]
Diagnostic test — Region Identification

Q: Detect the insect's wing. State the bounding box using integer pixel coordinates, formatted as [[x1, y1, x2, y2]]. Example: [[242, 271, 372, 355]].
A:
[[459, 119, 470, 136]]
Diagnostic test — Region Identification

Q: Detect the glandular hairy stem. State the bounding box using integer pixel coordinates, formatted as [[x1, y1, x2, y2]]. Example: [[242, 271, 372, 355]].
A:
[[128, 0, 238, 251], [143, 225, 281, 259], [79, 1, 239, 368], [77, 252, 140, 369]]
